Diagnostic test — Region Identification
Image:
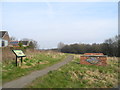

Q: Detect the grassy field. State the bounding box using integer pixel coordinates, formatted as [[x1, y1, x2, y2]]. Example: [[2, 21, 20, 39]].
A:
[[2, 51, 67, 83], [26, 54, 119, 88]]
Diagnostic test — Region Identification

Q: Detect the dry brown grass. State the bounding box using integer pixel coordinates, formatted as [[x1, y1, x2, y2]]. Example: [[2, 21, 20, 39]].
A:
[[2, 47, 42, 62], [67, 55, 119, 88], [2, 47, 15, 62]]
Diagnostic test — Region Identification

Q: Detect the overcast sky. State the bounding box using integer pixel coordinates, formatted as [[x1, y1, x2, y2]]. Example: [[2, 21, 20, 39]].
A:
[[1, 1, 118, 49]]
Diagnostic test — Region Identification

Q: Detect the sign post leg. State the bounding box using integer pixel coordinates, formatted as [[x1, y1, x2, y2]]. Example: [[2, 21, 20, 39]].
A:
[[16, 56, 17, 66], [21, 57, 23, 65]]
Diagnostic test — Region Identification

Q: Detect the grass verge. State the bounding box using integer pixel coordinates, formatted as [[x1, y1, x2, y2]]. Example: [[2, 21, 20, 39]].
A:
[[2, 51, 67, 83], [26, 55, 118, 88]]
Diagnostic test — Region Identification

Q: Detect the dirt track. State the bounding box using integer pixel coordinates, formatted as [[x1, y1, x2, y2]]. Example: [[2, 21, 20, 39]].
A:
[[2, 55, 74, 88]]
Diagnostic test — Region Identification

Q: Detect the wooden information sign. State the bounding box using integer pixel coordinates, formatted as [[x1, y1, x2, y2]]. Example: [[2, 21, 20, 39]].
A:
[[12, 50, 26, 66]]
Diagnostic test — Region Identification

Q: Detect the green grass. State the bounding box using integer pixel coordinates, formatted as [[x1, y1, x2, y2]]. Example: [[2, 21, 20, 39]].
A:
[[26, 55, 118, 88], [2, 52, 67, 83]]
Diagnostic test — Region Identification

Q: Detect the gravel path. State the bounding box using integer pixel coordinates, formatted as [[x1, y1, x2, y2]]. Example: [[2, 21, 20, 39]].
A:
[[2, 55, 74, 88]]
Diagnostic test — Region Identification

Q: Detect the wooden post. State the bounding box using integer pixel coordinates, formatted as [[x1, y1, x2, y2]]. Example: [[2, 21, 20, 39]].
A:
[[21, 57, 23, 65], [16, 56, 17, 66]]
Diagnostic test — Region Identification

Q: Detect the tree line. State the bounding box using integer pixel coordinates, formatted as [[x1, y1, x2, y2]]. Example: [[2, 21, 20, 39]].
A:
[[58, 35, 119, 57]]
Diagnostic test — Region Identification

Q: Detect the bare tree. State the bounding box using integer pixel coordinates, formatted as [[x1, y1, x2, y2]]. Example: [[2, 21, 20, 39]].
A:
[[57, 42, 65, 51], [21, 38, 31, 41], [10, 36, 17, 41], [21, 38, 39, 49], [30, 39, 39, 49]]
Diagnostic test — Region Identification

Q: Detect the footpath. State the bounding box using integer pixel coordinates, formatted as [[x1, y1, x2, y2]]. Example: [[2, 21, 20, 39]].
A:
[[2, 55, 74, 88]]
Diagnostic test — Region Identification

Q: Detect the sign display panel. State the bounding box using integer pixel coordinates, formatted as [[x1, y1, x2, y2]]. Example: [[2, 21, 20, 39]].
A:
[[12, 50, 26, 57], [86, 57, 100, 64]]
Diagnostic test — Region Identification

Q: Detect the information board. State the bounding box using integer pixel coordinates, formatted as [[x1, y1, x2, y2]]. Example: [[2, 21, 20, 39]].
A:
[[12, 50, 26, 57], [86, 57, 100, 64], [80, 53, 107, 66]]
